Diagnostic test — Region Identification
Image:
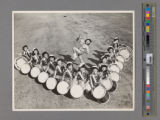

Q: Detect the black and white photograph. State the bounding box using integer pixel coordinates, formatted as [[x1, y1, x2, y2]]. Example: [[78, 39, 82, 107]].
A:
[[12, 11, 135, 111]]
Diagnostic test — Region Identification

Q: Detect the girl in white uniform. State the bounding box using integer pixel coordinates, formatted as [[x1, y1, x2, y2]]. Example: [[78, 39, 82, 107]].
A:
[[72, 38, 92, 66]]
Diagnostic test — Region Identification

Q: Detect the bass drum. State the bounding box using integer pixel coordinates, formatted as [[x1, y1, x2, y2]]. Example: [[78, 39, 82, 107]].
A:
[[116, 55, 125, 63], [20, 63, 31, 75], [108, 81, 117, 92], [38, 72, 49, 83], [30, 67, 41, 78], [115, 61, 123, 70], [70, 84, 84, 98], [14, 57, 27, 70], [119, 46, 132, 61], [108, 64, 120, 73], [46, 77, 57, 90], [92, 85, 106, 100], [57, 81, 69, 95], [101, 79, 113, 91], [108, 72, 120, 82]]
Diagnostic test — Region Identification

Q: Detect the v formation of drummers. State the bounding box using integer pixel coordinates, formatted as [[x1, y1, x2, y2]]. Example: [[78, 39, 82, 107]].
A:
[[14, 36, 132, 103]]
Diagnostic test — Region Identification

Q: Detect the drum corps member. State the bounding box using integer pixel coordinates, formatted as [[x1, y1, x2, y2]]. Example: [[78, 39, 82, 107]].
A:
[[29, 48, 41, 66], [73, 63, 88, 88], [62, 62, 74, 86], [21, 45, 32, 61], [40, 51, 49, 71], [45, 55, 56, 76], [72, 38, 92, 66], [53, 59, 64, 80]]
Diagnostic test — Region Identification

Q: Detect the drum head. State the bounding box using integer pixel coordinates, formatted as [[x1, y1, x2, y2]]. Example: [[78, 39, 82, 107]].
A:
[[30, 67, 41, 78], [38, 72, 49, 83], [119, 49, 130, 60], [20, 63, 31, 74], [115, 61, 123, 70], [46, 78, 57, 90], [109, 72, 120, 82], [57, 81, 69, 95], [15, 58, 27, 69], [70, 84, 83, 98], [92, 86, 106, 99], [116, 55, 125, 63], [101, 79, 113, 90], [108, 64, 120, 73]]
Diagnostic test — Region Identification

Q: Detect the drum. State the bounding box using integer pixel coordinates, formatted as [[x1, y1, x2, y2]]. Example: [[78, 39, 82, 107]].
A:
[[15, 57, 27, 70], [109, 72, 120, 82], [108, 64, 120, 73], [20, 63, 31, 74], [46, 77, 57, 90], [57, 81, 69, 95], [70, 84, 84, 98], [38, 72, 49, 83], [116, 55, 125, 63], [108, 81, 117, 92], [92, 85, 106, 99], [101, 79, 113, 91], [30, 67, 41, 78], [119, 47, 131, 61], [115, 61, 123, 70]]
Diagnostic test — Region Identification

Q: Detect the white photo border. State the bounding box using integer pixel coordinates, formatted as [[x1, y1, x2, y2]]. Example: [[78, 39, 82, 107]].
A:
[[12, 11, 135, 111]]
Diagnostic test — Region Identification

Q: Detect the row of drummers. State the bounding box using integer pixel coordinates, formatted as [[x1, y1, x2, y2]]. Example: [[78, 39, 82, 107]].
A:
[[14, 44, 131, 102]]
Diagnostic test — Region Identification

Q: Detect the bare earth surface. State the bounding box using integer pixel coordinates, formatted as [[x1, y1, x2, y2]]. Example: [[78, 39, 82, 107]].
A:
[[14, 13, 133, 110]]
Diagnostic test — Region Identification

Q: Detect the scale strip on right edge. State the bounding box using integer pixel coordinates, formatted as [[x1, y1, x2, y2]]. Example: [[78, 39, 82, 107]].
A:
[[142, 2, 157, 117]]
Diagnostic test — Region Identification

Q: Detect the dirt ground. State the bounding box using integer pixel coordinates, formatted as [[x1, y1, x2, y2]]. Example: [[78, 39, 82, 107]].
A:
[[13, 12, 134, 110]]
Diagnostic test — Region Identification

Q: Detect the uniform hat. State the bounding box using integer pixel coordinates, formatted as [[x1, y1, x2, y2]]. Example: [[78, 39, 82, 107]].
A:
[[66, 61, 73, 68], [107, 46, 114, 51], [49, 54, 56, 59], [92, 65, 99, 70], [100, 64, 108, 69], [79, 63, 86, 68], [113, 37, 119, 43]]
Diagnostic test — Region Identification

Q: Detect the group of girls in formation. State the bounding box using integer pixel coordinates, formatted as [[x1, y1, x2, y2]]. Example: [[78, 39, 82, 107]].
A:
[[15, 36, 131, 103]]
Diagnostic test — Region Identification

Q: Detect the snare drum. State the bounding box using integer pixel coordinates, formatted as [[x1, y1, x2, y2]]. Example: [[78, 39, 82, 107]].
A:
[[38, 72, 49, 83], [108, 64, 120, 73], [92, 85, 106, 99], [15, 57, 27, 70], [70, 84, 84, 98], [119, 47, 132, 61], [57, 81, 69, 95], [46, 77, 57, 90], [109, 72, 120, 82], [101, 79, 113, 91], [115, 61, 123, 70], [30, 67, 41, 78], [116, 55, 125, 63], [20, 63, 31, 74]]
